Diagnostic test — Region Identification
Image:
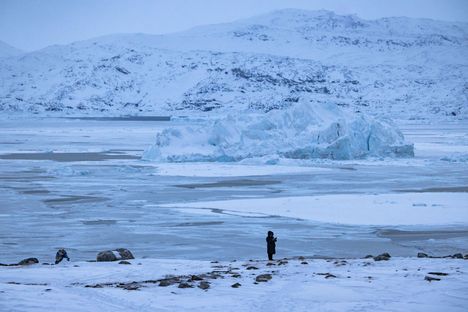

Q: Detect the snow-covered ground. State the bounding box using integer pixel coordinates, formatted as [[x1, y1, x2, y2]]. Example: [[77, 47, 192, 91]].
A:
[[1, 257, 467, 312]]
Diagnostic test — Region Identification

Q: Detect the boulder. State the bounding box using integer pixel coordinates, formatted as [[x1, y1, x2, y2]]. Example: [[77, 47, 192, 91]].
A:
[[452, 253, 463, 259], [118, 260, 131, 265], [17, 258, 39, 265], [198, 281, 210, 290], [373, 253, 391, 261], [231, 282, 242, 288], [256, 274, 272, 282], [178, 282, 193, 289], [417, 252, 429, 258], [55, 249, 70, 264], [425, 276, 441, 282], [96, 248, 134, 262]]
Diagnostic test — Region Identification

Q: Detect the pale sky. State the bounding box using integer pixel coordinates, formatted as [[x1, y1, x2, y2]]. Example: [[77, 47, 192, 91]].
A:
[[1, 0, 467, 51]]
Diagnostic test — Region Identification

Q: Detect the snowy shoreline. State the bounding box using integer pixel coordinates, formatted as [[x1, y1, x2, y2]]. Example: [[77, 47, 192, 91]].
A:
[[1, 256, 467, 312]]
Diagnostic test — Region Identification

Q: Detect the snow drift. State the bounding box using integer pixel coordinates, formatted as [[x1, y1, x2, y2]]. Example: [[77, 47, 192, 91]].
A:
[[143, 101, 414, 162]]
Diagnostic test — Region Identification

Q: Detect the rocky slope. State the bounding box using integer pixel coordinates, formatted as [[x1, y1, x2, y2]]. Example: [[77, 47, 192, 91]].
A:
[[0, 9, 466, 119]]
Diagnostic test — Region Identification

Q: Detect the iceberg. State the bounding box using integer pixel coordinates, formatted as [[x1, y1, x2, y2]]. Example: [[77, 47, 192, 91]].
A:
[[143, 101, 414, 162]]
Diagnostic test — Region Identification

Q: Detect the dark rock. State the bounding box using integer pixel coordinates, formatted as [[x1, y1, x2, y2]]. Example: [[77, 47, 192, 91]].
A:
[[255, 274, 272, 282], [198, 281, 210, 290], [96, 248, 134, 262], [190, 275, 203, 281], [55, 249, 70, 264], [428, 272, 448, 276], [119, 282, 140, 290], [298, 256, 305, 260], [464, 254, 468, 260], [178, 282, 193, 289], [231, 273, 241, 278], [231, 282, 241, 288], [85, 284, 103, 288], [18, 258, 39, 265], [118, 260, 131, 265], [452, 253, 463, 259], [278, 260, 288, 265], [159, 279, 178, 287], [301, 261, 309, 265], [364, 255, 374, 259], [266, 262, 276, 266], [246, 266, 258, 270], [317, 273, 337, 279], [425, 276, 441, 282], [417, 252, 429, 258], [373, 253, 391, 261]]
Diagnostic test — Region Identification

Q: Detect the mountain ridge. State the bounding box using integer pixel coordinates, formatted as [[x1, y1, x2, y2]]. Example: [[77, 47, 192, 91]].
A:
[[1, 9, 466, 119]]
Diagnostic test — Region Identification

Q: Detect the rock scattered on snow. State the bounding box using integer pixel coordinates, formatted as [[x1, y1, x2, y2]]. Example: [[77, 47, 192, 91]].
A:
[[424, 276, 441, 282], [373, 253, 391, 261], [17, 258, 39, 266], [255, 274, 272, 282], [96, 248, 134, 262], [198, 281, 210, 290]]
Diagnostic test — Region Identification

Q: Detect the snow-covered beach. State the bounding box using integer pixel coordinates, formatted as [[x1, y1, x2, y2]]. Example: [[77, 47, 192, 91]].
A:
[[1, 256, 467, 312]]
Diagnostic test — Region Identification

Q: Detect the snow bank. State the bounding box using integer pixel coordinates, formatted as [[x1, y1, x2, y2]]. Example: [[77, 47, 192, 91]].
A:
[[143, 102, 413, 162], [1, 258, 467, 312]]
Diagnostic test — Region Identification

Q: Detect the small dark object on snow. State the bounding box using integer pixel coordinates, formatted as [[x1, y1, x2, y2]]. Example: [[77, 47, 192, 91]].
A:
[[417, 252, 429, 258], [159, 278, 179, 287], [231, 273, 241, 278], [266, 231, 277, 261], [85, 284, 103, 288], [246, 266, 258, 270], [231, 282, 242, 288], [118, 260, 131, 265], [96, 248, 134, 262], [278, 260, 288, 265], [428, 272, 448, 276], [425, 276, 441, 282], [198, 281, 210, 290], [364, 255, 374, 259], [256, 274, 272, 282], [178, 282, 193, 289], [373, 253, 391, 261], [119, 282, 140, 291], [452, 253, 463, 259], [55, 249, 70, 264], [317, 272, 336, 279], [18, 258, 39, 265], [266, 262, 276, 266], [190, 275, 203, 281], [301, 261, 309, 265]]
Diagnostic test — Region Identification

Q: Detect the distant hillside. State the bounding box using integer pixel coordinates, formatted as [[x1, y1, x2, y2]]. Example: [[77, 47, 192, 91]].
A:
[[0, 40, 22, 58], [0, 9, 467, 119]]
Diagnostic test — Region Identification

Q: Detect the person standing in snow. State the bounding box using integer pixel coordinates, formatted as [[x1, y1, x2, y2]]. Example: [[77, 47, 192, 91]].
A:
[[266, 231, 277, 261]]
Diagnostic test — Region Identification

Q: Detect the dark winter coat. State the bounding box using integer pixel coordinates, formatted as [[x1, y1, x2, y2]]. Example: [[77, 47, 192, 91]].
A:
[[266, 236, 276, 255]]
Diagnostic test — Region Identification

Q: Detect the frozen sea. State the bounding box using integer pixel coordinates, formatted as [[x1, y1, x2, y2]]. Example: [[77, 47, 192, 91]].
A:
[[0, 117, 467, 264]]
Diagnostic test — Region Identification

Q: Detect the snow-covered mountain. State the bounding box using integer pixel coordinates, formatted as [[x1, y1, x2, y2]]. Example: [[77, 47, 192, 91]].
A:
[[0, 40, 22, 58], [0, 9, 467, 119]]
